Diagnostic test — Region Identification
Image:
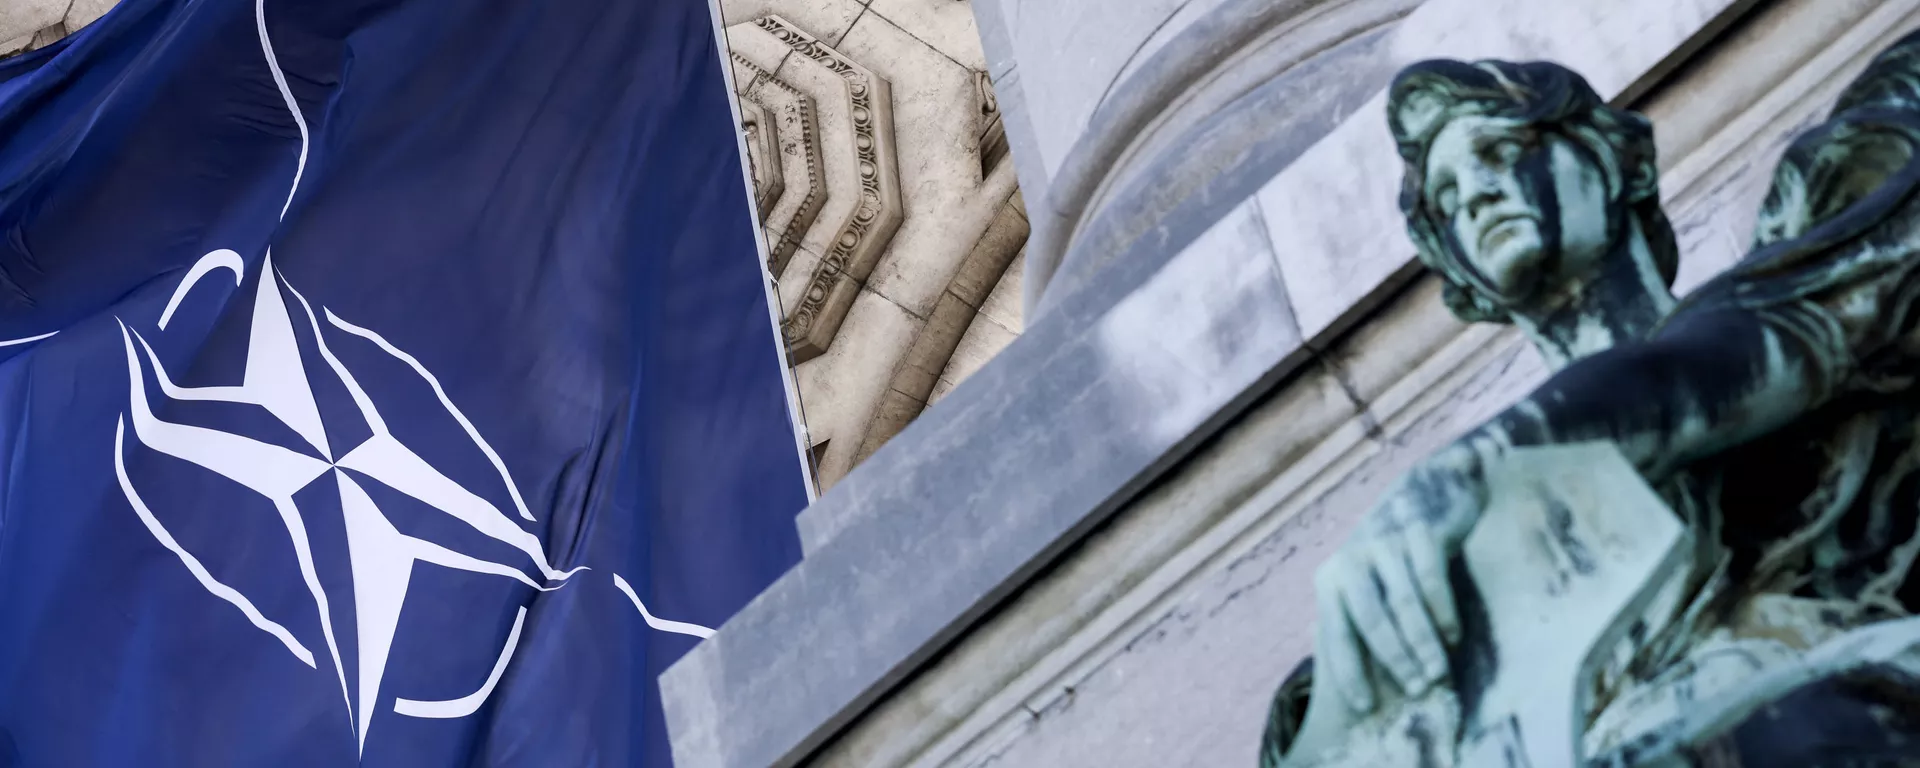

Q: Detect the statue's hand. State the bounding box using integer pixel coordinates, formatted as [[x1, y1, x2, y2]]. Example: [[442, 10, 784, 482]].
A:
[[1313, 443, 1484, 713]]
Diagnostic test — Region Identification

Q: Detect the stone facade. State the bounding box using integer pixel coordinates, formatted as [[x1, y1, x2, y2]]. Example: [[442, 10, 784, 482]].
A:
[[662, 1, 1920, 767], [1, 0, 1030, 493], [715, 1, 1028, 490]]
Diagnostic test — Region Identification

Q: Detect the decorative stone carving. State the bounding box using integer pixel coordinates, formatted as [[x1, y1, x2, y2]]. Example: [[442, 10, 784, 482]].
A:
[[1268, 32, 1920, 767], [739, 98, 784, 217], [975, 70, 1009, 177], [744, 16, 904, 364], [731, 53, 827, 278]]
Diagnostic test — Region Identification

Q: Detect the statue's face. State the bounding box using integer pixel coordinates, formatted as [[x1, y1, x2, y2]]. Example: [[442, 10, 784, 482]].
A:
[[1424, 115, 1612, 305]]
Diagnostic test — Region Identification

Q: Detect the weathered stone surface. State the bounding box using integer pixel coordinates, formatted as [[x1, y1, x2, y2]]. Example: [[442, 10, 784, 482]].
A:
[[0, 0, 65, 48], [792, 287, 919, 484], [664, 198, 1304, 768], [854, 189, 1025, 462], [739, 98, 784, 214], [841, 11, 999, 319], [952, 325, 1537, 768], [867, 0, 988, 72], [943, 196, 1027, 310], [812, 319, 1364, 768], [738, 63, 827, 275], [930, 250, 1024, 406], [1032, 0, 1414, 319], [977, 248, 1023, 334], [719, 0, 865, 46], [931, 308, 1013, 400], [64, 0, 115, 32], [750, 15, 905, 364], [977, 0, 1236, 184]]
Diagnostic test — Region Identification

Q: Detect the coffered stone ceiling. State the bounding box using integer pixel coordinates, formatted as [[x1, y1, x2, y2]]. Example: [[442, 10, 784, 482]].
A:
[[720, 1, 1028, 491]]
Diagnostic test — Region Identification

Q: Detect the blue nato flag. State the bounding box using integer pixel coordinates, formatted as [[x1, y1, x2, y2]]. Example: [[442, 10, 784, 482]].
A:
[[0, 0, 808, 764]]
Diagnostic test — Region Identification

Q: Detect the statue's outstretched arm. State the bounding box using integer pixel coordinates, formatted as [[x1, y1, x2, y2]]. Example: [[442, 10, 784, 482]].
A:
[[1467, 301, 1832, 482]]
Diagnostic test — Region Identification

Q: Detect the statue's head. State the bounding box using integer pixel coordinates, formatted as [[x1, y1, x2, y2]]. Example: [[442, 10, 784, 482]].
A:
[[1388, 59, 1678, 324]]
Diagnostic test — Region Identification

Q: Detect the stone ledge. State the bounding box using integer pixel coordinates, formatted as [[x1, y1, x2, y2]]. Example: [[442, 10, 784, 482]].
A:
[[662, 191, 1307, 768]]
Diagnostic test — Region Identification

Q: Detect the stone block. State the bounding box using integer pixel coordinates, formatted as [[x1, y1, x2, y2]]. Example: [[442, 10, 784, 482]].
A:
[[993, 0, 1200, 180], [895, 290, 973, 399], [664, 199, 1305, 768], [719, 0, 865, 46], [793, 287, 919, 488], [943, 193, 1028, 309], [934, 308, 1016, 395], [776, 244, 823, 318], [867, 0, 988, 72], [960, 335, 1539, 767], [925, 375, 955, 406], [65, 0, 116, 32], [977, 249, 1023, 333], [0, 0, 65, 47], [840, 11, 1007, 319]]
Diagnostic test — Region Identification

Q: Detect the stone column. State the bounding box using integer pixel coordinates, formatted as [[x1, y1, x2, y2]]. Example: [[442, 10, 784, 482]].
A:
[[974, 0, 1424, 318]]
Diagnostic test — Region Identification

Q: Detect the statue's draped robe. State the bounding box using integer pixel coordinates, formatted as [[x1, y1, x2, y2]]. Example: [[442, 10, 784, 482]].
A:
[[1575, 38, 1920, 763]]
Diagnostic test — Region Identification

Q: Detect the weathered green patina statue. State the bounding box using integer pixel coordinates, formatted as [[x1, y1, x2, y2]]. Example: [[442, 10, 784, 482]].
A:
[[1264, 31, 1920, 767]]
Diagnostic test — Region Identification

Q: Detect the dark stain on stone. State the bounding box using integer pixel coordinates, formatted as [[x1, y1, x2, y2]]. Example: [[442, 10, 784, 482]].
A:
[[1406, 713, 1443, 768], [1720, 663, 1920, 766], [1544, 496, 1598, 575], [1448, 555, 1499, 725]]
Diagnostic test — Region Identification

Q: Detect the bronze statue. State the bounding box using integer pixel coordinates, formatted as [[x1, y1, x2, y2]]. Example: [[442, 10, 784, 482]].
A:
[[1266, 31, 1920, 768]]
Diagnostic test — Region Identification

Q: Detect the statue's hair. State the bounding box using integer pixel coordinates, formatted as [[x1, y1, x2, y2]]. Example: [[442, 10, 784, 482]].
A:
[[1386, 59, 1678, 324]]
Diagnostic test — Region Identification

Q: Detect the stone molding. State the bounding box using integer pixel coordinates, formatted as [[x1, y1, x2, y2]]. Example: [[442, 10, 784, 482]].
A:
[[1036, 0, 1419, 320], [848, 189, 1028, 485], [738, 97, 784, 216], [0, 0, 66, 51], [1023, 0, 1405, 316], [751, 16, 906, 364], [974, 70, 1009, 176], [732, 53, 826, 276]]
